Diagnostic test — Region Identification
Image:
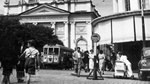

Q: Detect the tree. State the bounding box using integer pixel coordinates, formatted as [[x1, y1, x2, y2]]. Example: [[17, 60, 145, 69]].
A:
[[17, 24, 64, 50], [0, 16, 63, 61]]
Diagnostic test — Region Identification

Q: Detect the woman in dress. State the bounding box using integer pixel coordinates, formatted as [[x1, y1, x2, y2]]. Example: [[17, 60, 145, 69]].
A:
[[88, 49, 94, 72], [98, 50, 105, 74]]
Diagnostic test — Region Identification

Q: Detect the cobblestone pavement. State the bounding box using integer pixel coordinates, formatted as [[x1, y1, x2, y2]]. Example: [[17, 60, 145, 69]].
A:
[[0, 69, 150, 84]]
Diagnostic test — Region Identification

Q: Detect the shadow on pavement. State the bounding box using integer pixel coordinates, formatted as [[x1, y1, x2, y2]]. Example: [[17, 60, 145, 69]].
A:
[[11, 80, 40, 84], [70, 73, 149, 81]]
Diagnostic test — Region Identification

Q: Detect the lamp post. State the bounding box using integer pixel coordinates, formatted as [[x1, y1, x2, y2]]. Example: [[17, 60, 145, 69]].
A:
[[141, 0, 146, 48]]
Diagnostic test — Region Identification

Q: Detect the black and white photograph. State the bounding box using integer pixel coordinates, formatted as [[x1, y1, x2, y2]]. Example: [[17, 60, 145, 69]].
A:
[[0, 0, 150, 84]]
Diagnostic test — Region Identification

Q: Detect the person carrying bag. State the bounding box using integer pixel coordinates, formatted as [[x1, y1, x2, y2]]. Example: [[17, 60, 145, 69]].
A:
[[19, 40, 40, 84]]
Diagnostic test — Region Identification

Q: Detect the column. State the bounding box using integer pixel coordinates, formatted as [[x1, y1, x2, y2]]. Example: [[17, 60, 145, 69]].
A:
[[70, 21, 75, 49], [51, 22, 56, 35], [64, 21, 69, 47], [86, 21, 92, 50]]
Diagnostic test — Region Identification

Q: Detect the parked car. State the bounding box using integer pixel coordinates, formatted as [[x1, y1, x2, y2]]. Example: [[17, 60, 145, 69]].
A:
[[138, 47, 150, 80]]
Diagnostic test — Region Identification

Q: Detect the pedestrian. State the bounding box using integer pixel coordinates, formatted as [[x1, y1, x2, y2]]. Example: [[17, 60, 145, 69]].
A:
[[118, 52, 134, 78], [110, 51, 116, 71], [98, 50, 105, 74], [19, 40, 40, 84], [88, 49, 94, 72], [83, 50, 89, 72], [0, 42, 18, 84], [116, 52, 121, 60], [72, 47, 83, 77], [72, 47, 78, 73], [16, 42, 26, 83], [1, 57, 14, 84]]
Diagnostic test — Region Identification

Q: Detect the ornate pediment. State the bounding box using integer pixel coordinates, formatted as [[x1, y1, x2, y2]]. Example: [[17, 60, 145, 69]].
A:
[[19, 4, 70, 16]]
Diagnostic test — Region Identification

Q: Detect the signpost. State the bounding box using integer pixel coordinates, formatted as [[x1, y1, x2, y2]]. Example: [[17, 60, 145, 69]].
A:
[[91, 33, 101, 43], [91, 33, 101, 56], [87, 33, 103, 80]]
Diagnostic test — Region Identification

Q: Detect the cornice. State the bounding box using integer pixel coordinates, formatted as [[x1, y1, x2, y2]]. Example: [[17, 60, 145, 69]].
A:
[[4, 3, 39, 7], [20, 13, 70, 17], [4, 1, 92, 7], [92, 9, 150, 26], [71, 11, 100, 17]]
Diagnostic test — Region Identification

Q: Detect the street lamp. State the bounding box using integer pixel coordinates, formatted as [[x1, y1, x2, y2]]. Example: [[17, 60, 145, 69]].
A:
[[141, 0, 146, 48]]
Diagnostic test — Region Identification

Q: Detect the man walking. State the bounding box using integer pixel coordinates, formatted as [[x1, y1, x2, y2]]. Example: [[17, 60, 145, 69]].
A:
[[72, 47, 84, 76]]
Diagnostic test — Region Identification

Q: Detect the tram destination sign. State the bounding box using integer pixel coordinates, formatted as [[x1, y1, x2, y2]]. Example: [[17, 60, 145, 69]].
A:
[[91, 33, 100, 42]]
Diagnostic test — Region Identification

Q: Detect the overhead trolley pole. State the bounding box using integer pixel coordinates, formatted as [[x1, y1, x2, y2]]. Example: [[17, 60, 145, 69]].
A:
[[141, 0, 146, 48]]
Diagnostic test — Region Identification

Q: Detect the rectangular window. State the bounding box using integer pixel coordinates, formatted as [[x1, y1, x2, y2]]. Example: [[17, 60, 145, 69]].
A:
[[44, 48, 48, 55], [29, 0, 37, 4], [49, 48, 53, 55], [125, 0, 130, 11], [56, 22, 64, 35], [54, 48, 59, 55]]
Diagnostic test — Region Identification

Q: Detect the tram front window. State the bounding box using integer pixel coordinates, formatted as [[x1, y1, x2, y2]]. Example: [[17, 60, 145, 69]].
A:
[[44, 48, 48, 55], [49, 48, 53, 55], [54, 48, 59, 55]]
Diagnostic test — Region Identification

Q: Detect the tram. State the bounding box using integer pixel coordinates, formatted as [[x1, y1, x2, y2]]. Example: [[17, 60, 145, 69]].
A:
[[41, 44, 74, 69]]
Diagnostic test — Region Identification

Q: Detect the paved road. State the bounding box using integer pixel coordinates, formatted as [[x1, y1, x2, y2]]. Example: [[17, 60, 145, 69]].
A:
[[0, 69, 150, 84]]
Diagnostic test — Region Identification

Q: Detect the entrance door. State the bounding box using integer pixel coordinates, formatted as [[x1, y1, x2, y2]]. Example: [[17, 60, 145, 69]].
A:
[[77, 40, 87, 52]]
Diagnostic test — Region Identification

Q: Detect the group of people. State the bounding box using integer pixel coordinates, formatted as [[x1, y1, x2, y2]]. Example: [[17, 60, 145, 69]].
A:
[[0, 40, 40, 84], [72, 47, 134, 78], [72, 47, 106, 75]]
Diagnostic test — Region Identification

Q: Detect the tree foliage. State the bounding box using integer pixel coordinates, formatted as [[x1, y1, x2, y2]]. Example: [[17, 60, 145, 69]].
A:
[[0, 16, 63, 61]]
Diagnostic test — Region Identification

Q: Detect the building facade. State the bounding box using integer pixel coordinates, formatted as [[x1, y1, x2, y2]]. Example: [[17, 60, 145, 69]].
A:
[[92, 0, 150, 69], [4, 0, 100, 51]]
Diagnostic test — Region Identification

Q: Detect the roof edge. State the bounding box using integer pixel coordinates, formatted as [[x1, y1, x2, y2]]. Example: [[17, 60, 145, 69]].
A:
[[92, 9, 150, 26]]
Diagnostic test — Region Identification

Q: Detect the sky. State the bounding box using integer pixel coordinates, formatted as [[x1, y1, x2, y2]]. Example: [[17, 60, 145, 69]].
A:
[[0, 0, 113, 16]]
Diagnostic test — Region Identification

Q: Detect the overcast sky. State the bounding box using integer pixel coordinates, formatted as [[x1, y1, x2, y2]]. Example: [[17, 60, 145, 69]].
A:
[[0, 0, 113, 16]]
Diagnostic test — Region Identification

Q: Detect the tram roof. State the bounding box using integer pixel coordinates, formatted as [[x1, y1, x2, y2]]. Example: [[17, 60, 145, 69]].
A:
[[43, 44, 74, 51]]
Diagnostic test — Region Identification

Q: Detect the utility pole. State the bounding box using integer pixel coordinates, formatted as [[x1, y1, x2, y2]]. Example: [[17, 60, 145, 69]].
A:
[[141, 0, 146, 48], [5, 0, 10, 15]]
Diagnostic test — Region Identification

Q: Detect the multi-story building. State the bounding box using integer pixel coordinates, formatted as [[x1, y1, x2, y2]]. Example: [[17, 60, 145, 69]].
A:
[[4, 0, 100, 51], [92, 0, 150, 69]]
